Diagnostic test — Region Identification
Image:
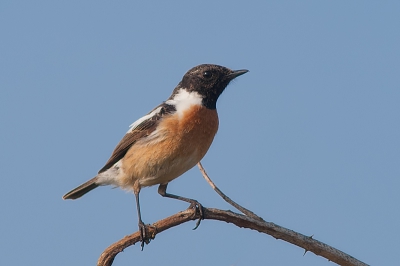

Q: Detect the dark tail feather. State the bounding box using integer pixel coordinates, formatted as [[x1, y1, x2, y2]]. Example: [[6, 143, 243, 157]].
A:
[[63, 177, 99, 200]]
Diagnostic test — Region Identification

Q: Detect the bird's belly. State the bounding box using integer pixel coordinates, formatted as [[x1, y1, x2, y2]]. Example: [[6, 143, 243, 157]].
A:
[[119, 106, 219, 188]]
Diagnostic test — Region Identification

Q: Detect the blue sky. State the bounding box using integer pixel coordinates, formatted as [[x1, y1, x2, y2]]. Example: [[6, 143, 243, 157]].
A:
[[1, 1, 399, 265]]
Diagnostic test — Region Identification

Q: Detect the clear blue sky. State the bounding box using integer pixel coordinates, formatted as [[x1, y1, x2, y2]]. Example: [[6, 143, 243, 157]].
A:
[[1, 1, 399, 265]]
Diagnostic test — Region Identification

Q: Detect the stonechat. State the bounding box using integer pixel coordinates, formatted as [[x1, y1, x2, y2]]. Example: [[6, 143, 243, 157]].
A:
[[63, 64, 248, 248]]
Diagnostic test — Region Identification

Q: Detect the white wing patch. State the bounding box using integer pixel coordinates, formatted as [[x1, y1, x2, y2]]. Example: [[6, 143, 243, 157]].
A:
[[127, 106, 162, 133], [165, 89, 203, 117]]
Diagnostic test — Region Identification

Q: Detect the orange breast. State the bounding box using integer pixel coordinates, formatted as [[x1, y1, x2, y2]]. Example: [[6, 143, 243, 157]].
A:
[[119, 106, 219, 188]]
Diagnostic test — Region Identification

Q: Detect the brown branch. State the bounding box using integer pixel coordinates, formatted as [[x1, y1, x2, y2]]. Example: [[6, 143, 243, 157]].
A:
[[197, 161, 264, 221], [97, 207, 369, 266]]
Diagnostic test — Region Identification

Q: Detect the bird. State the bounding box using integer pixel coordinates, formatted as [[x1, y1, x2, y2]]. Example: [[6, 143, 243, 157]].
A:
[[63, 64, 248, 248]]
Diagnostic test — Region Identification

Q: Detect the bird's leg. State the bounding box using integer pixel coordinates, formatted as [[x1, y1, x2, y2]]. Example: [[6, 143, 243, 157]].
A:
[[158, 183, 204, 230], [133, 181, 151, 250]]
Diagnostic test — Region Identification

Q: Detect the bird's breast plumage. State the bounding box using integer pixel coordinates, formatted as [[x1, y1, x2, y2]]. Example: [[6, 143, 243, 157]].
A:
[[118, 105, 219, 188]]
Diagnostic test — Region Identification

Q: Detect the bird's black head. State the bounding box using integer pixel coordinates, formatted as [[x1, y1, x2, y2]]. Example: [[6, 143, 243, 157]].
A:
[[176, 64, 248, 109]]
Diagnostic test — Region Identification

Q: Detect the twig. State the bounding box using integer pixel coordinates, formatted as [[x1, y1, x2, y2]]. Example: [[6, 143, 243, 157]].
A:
[[97, 163, 369, 266], [197, 161, 264, 221], [97, 207, 369, 266]]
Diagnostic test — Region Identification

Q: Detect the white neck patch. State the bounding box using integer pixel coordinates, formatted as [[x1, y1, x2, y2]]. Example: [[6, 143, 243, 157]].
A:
[[166, 89, 203, 117]]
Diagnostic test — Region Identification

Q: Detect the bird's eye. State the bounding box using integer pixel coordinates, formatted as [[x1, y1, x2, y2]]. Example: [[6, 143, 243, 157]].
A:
[[203, 71, 213, 79]]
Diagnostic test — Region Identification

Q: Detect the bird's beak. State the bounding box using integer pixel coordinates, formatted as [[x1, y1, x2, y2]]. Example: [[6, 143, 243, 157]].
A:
[[228, 69, 249, 79]]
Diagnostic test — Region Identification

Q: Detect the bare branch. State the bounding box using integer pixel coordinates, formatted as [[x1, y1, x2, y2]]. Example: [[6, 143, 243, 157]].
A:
[[97, 207, 369, 266], [98, 164, 368, 266], [197, 162, 264, 221]]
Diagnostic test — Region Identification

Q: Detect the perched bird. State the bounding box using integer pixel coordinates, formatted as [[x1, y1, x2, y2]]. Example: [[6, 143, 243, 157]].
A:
[[63, 64, 248, 248]]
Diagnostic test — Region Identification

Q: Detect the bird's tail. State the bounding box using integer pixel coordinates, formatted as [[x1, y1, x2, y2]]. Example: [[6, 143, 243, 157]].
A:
[[63, 177, 99, 200]]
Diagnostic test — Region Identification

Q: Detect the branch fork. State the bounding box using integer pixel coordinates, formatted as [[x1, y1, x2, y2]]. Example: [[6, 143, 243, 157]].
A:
[[97, 162, 369, 266]]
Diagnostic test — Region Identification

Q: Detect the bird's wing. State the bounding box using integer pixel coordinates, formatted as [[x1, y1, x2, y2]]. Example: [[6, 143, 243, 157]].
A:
[[98, 103, 176, 173]]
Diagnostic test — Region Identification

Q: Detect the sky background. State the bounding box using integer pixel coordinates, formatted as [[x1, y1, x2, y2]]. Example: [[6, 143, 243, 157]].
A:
[[1, 1, 399, 265]]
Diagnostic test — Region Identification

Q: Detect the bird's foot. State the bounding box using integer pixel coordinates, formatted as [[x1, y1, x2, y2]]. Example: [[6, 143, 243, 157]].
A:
[[188, 200, 204, 230], [138, 221, 156, 250]]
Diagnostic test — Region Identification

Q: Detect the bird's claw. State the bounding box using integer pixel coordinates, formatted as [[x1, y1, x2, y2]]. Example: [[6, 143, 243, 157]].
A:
[[188, 201, 204, 230], [138, 222, 156, 250]]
